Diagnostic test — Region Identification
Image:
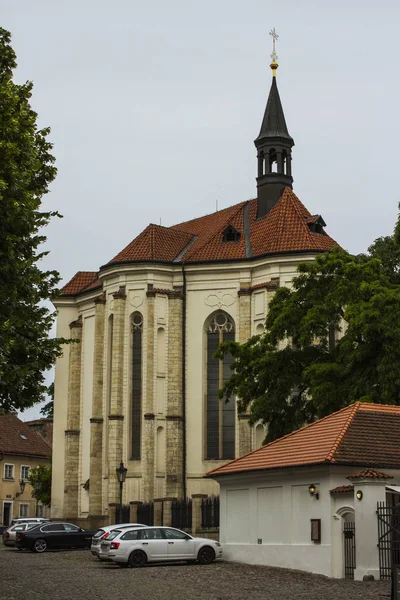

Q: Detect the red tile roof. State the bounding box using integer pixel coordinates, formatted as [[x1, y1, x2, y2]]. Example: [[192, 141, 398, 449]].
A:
[[62, 187, 339, 297], [207, 403, 400, 477], [347, 468, 393, 480], [330, 485, 354, 495], [0, 413, 51, 458], [60, 271, 98, 296]]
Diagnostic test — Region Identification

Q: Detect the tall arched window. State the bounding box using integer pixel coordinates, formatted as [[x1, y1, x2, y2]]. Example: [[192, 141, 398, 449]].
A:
[[206, 312, 235, 460], [131, 312, 143, 460]]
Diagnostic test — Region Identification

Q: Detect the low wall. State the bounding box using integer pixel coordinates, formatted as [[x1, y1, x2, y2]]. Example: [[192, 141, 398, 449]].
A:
[[65, 516, 109, 530]]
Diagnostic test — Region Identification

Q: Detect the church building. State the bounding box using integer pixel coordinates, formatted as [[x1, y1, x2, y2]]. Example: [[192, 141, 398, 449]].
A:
[[51, 53, 338, 521]]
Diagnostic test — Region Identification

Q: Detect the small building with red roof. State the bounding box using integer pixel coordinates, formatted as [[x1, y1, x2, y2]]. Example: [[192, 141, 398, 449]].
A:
[[51, 56, 340, 528], [207, 402, 400, 581]]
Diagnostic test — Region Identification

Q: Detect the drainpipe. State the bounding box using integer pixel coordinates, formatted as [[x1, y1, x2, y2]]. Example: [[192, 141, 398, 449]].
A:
[[182, 266, 187, 499]]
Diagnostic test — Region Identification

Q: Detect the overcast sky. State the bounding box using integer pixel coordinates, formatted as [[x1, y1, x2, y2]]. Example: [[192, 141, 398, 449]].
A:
[[4, 0, 400, 419]]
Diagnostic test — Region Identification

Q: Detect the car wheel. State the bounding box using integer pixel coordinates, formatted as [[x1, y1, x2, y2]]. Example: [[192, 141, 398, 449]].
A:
[[33, 539, 47, 553], [128, 550, 147, 568], [197, 546, 215, 565]]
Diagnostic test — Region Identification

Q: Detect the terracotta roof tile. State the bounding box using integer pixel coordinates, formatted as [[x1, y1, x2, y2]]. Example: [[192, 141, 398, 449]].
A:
[[347, 468, 394, 480], [330, 485, 354, 494], [63, 188, 339, 296], [109, 225, 194, 264], [207, 403, 400, 477], [0, 413, 51, 458], [60, 272, 98, 296]]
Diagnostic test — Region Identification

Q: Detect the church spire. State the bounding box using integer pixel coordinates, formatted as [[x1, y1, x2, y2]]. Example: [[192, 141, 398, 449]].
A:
[[255, 29, 295, 219]]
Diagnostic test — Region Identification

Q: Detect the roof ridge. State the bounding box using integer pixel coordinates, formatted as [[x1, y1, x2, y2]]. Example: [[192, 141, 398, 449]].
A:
[[183, 202, 247, 262], [326, 402, 361, 462], [172, 200, 249, 230]]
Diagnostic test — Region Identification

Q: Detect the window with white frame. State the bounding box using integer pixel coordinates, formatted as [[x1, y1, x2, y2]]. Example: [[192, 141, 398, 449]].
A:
[[4, 464, 14, 480], [19, 504, 29, 517], [21, 466, 30, 481]]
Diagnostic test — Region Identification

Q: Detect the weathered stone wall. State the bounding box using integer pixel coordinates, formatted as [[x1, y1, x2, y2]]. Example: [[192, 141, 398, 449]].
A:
[[64, 317, 83, 518], [107, 287, 126, 504], [166, 292, 184, 498], [237, 288, 252, 456], [89, 295, 106, 516], [142, 292, 155, 501]]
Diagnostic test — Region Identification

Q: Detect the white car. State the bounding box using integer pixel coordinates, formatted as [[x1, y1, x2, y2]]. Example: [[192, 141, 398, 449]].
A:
[[104, 526, 222, 567], [90, 523, 145, 558]]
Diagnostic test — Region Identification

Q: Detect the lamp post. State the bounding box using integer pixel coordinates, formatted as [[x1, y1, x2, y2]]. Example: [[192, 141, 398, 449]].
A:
[[116, 462, 127, 524]]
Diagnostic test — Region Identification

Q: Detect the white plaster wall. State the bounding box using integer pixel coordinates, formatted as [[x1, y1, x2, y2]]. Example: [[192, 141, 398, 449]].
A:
[[216, 465, 370, 578], [51, 302, 78, 519]]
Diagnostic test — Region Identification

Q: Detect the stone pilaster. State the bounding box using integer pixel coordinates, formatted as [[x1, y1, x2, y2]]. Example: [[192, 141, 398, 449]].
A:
[[108, 287, 126, 504], [166, 292, 184, 498], [64, 317, 83, 518], [89, 295, 106, 516], [108, 503, 117, 526], [237, 287, 252, 456], [142, 290, 156, 501]]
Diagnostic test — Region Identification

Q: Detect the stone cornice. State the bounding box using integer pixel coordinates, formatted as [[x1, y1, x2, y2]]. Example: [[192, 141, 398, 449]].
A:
[[113, 285, 126, 300], [65, 429, 80, 436], [146, 286, 183, 299], [69, 315, 83, 329], [238, 280, 279, 296], [144, 413, 155, 420], [90, 417, 104, 424], [108, 415, 124, 421], [166, 415, 183, 421]]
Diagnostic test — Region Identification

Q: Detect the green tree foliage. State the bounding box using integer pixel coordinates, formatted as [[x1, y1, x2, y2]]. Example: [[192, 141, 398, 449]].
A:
[[28, 463, 52, 507], [0, 28, 68, 412], [40, 382, 54, 419], [218, 215, 400, 443]]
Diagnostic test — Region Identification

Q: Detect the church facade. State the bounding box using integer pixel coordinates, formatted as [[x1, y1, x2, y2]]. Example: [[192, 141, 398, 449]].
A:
[[51, 59, 337, 521]]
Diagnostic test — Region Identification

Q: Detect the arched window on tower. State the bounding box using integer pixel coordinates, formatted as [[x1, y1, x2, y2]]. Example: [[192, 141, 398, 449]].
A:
[[269, 148, 278, 173], [282, 150, 287, 175], [205, 312, 236, 460], [131, 312, 143, 460]]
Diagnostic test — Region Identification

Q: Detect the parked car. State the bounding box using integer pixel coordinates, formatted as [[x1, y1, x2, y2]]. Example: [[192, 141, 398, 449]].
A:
[[90, 523, 146, 559], [3, 522, 45, 547], [104, 526, 222, 567], [16, 522, 97, 553], [10, 517, 49, 526]]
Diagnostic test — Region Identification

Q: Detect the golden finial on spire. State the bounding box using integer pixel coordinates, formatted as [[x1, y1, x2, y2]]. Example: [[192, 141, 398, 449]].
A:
[[269, 27, 279, 76]]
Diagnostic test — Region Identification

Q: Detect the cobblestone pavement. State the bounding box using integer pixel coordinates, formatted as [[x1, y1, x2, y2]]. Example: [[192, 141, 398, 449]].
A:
[[0, 547, 391, 600]]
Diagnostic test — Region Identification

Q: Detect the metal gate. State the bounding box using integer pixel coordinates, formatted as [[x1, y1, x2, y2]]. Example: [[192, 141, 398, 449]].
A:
[[377, 501, 400, 579], [137, 502, 154, 526], [343, 522, 356, 579]]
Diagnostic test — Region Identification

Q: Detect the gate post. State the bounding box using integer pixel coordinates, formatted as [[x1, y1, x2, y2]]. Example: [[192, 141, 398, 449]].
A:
[[162, 497, 177, 527], [348, 471, 390, 581], [192, 494, 208, 536], [153, 498, 163, 526], [108, 503, 117, 525], [129, 500, 142, 523]]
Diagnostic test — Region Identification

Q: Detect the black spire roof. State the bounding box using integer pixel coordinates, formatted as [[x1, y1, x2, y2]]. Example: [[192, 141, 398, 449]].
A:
[[255, 76, 294, 143]]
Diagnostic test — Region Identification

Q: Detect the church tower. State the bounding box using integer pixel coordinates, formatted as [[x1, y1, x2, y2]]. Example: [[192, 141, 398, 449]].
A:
[[255, 29, 294, 219]]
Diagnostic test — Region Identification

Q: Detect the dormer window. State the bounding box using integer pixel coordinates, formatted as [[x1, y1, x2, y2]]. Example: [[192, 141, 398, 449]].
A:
[[307, 215, 326, 235], [222, 225, 241, 243]]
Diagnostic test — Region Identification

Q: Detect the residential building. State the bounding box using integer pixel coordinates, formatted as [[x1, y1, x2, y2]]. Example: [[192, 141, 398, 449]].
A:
[[51, 57, 338, 522], [0, 413, 51, 525]]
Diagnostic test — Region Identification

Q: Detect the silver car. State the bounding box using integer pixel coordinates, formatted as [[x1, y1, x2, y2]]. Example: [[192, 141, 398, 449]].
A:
[[3, 522, 43, 547], [90, 523, 145, 559]]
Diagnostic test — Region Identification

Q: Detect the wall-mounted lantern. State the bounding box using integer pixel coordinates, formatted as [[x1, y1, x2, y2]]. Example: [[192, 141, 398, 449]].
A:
[[16, 479, 26, 497], [309, 483, 319, 500], [356, 490, 363, 501]]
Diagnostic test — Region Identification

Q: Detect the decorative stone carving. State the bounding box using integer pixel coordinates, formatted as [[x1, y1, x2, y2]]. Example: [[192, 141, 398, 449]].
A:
[[130, 295, 143, 309], [205, 291, 235, 309]]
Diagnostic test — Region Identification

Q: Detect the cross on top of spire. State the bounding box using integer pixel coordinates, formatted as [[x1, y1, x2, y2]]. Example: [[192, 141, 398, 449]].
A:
[[269, 27, 279, 63]]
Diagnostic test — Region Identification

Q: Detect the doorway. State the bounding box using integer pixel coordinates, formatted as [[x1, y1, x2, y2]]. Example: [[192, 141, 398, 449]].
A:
[[2, 502, 13, 526]]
